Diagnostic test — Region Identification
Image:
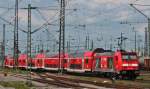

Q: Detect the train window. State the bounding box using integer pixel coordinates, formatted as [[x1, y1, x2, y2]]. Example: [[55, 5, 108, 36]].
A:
[[28, 63, 34, 67], [37, 59, 40, 63], [64, 59, 67, 63], [95, 58, 100, 68], [70, 64, 82, 69], [45, 64, 58, 68], [122, 55, 128, 59], [37, 59, 42, 63], [107, 57, 113, 69], [85, 58, 88, 64], [122, 55, 137, 60]]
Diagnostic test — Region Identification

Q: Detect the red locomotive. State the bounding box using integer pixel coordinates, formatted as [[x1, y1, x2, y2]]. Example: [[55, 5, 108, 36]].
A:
[[4, 48, 140, 79]]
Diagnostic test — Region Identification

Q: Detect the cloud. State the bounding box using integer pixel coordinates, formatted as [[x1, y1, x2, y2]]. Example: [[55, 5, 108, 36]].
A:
[[136, 24, 146, 34], [80, 0, 130, 9], [85, 17, 97, 23], [0, 0, 149, 52], [93, 0, 125, 4], [19, 10, 28, 23], [114, 10, 130, 21]]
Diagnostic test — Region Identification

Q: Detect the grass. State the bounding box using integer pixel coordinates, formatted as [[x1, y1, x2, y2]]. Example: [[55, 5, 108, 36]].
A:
[[115, 80, 150, 88], [0, 68, 28, 75], [137, 75, 150, 80], [67, 74, 150, 88], [0, 81, 30, 89], [0, 68, 35, 89], [1, 68, 150, 88]]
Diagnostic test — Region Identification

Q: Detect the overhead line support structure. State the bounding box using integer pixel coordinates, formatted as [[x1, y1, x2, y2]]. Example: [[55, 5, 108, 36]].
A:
[[117, 32, 128, 50], [2, 24, 5, 68], [130, 4, 150, 57], [120, 32, 123, 50], [14, 0, 19, 68], [26, 4, 32, 86], [145, 28, 148, 56], [59, 0, 65, 74]]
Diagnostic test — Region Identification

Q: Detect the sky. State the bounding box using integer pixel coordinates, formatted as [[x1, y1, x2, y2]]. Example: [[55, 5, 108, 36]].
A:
[[0, 0, 149, 55]]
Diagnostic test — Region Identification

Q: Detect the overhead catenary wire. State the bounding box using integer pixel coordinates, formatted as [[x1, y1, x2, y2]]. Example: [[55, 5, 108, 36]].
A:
[[0, 3, 70, 34], [35, 9, 50, 24], [0, 0, 27, 33], [68, 1, 148, 27], [36, 8, 85, 29], [0, 0, 23, 17], [70, 5, 130, 26], [32, 8, 76, 34], [35, 9, 58, 51], [0, 16, 27, 33], [35, 9, 58, 38], [129, 3, 150, 56], [132, 3, 150, 6], [29, 0, 75, 34], [36, 10, 85, 52]]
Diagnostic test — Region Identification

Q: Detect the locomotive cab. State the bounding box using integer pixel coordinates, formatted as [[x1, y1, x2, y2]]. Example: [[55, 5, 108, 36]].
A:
[[114, 51, 139, 79]]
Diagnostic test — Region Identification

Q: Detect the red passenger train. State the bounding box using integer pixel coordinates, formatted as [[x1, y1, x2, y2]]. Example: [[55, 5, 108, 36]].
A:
[[4, 48, 140, 79]]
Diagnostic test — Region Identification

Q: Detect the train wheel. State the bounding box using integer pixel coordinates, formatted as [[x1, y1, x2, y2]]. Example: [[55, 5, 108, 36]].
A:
[[129, 75, 136, 80], [111, 73, 117, 80], [117, 75, 123, 80]]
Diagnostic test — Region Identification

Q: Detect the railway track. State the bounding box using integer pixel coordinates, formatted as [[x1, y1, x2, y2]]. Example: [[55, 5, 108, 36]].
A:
[[37, 72, 145, 89], [8, 72, 148, 89], [10, 73, 97, 89], [135, 79, 150, 83]]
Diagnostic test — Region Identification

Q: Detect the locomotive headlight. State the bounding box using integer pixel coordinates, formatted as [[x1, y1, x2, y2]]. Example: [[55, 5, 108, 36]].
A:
[[132, 64, 138, 66], [122, 64, 138, 67], [122, 64, 128, 66]]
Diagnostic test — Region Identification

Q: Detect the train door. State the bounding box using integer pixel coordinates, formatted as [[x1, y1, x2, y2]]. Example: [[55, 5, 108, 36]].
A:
[[63, 59, 68, 69], [37, 59, 43, 68], [115, 56, 119, 70], [95, 58, 101, 69], [84, 58, 90, 70], [107, 57, 113, 69], [101, 57, 107, 69]]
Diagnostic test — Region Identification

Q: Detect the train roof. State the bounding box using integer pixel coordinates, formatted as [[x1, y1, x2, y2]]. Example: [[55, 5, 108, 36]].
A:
[[46, 53, 70, 58], [18, 54, 27, 59], [69, 52, 85, 57], [95, 52, 114, 56], [69, 48, 114, 57], [116, 50, 137, 55], [35, 53, 46, 58], [5, 56, 13, 60]]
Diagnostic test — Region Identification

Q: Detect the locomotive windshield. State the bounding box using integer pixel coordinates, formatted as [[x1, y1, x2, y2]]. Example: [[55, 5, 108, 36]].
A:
[[122, 54, 137, 60]]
